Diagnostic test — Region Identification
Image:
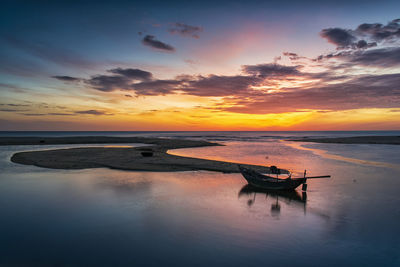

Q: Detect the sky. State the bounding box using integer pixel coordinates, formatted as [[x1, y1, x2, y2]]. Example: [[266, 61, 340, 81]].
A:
[[1, 0, 400, 131]]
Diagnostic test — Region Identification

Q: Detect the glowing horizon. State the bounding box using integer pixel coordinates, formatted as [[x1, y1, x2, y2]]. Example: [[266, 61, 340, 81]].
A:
[[1, 1, 400, 131]]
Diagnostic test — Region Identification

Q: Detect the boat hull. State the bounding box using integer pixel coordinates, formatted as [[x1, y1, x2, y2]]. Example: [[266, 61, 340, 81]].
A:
[[239, 166, 306, 190]]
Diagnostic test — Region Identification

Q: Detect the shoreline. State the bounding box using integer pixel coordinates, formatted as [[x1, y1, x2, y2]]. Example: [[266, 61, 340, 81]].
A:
[[0, 136, 219, 149], [289, 135, 400, 145], [8, 136, 281, 174]]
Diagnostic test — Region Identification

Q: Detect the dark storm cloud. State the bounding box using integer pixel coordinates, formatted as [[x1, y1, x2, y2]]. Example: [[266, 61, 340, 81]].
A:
[[168, 23, 203, 38], [320, 28, 356, 48], [242, 63, 302, 77], [52, 75, 81, 82], [142, 35, 175, 52], [108, 68, 152, 81]]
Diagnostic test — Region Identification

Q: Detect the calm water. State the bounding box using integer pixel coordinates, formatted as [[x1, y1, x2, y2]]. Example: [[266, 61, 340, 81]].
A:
[[1, 132, 400, 266]]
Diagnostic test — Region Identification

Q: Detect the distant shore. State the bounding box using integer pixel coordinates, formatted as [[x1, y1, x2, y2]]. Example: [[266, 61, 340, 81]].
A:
[[289, 135, 400, 145], [0, 136, 217, 149], [8, 136, 278, 173]]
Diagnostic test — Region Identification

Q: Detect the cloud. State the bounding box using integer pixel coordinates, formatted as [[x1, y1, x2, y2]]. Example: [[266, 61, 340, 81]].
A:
[[320, 47, 400, 67], [86, 74, 129, 92], [316, 19, 399, 65], [51, 18, 400, 114], [320, 18, 400, 50], [84, 67, 153, 92], [222, 73, 400, 114], [283, 52, 301, 60], [0, 103, 30, 113], [183, 75, 260, 96], [168, 23, 203, 38], [4, 36, 95, 69], [56, 57, 400, 113], [320, 28, 356, 48], [142, 35, 175, 52], [74, 110, 112, 115], [242, 63, 302, 77], [184, 59, 197, 65], [48, 112, 74, 116], [356, 19, 400, 42], [0, 83, 30, 93], [129, 74, 263, 97], [0, 109, 19, 112], [21, 113, 47, 116], [108, 68, 152, 81], [84, 69, 261, 97], [0, 103, 29, 107], [355, 39, 377, 49], [52, 75, 81, 82], [131, 79, 182, 95]]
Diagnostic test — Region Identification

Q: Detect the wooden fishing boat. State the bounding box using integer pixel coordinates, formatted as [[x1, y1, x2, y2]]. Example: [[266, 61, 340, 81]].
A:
[[238, 165, 330, 191]]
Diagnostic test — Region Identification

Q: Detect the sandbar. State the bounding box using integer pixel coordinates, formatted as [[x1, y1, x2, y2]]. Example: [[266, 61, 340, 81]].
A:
[[7, 136, 279, 173], [289, 135, 400, 145]]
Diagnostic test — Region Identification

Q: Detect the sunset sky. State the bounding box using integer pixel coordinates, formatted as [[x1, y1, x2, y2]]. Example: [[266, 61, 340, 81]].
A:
[[1, 0, 400, 130]]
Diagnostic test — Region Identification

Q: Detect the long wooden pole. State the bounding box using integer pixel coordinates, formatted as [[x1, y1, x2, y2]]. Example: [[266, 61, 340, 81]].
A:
[[292, 175, 331, 180]]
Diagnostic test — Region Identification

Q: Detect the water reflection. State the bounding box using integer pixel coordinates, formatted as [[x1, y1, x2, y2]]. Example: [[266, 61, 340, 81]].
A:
[[238, 185, 307, 217], [1, 140, 400, 266], [95, 178, 153, 196]]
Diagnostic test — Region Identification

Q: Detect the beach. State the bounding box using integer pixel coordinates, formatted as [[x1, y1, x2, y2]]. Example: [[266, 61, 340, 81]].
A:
[[290, 135, 400, 145], [5, 135, 399, 173], [7, 136, 277, 173]]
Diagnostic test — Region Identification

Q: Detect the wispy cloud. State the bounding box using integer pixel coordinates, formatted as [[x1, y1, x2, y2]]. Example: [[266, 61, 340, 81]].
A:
[[52, 76, 82, 82], [74, 110, 113, 115], [142, 35, 175, 52], [168, 23, 203, 38], [3, 36, 95, 68]]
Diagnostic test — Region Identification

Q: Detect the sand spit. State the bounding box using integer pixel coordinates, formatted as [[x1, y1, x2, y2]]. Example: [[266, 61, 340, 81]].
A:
[[0, 136, 218, 149], [289, 135, 400, 145], [8, 136, 277, 173]]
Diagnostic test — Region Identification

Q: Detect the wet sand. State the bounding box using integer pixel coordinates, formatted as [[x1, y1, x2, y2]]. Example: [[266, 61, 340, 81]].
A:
[[8, 136, 279, 173], [0, 136, 218, 149], [289, 135, 400, 145]]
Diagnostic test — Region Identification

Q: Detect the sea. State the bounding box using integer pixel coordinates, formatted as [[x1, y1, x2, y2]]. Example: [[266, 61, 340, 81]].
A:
[[1, 131, 399, 266]]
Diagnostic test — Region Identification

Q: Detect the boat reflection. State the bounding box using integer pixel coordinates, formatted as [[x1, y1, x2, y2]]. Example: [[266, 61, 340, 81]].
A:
[[238, 184, 307, 217]]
